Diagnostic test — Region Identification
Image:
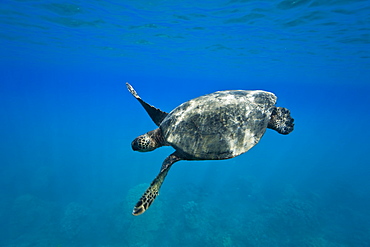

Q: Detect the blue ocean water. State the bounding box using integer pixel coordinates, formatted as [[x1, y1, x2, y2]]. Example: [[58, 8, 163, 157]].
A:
[[1, 0, 370, 246]]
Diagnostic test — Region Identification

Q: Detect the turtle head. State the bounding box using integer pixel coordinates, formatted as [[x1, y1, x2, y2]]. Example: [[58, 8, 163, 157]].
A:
[[131, 129, 163, 152]]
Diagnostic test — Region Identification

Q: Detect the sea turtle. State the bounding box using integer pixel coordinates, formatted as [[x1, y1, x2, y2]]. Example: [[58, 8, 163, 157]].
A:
[[126, 82, 294, 215]]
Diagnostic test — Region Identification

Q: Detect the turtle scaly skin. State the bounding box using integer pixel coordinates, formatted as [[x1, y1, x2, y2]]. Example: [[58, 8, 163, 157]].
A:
[[132, 153, 180, 215]]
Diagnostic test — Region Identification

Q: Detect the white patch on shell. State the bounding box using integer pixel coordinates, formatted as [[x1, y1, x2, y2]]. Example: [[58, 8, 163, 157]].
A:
[[228, 127, 257, 157]]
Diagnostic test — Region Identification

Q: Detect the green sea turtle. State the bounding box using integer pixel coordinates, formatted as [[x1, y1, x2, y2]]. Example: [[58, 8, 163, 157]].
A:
[[126, 82, 294, 215]]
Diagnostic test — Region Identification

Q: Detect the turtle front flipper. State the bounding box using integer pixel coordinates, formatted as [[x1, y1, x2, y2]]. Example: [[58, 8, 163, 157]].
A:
[[126, 82, 168, 126], [132, 152, 182, 216]]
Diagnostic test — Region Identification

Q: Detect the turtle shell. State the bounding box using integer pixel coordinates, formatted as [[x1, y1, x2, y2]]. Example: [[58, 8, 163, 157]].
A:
[[159, 90, 277, 160]]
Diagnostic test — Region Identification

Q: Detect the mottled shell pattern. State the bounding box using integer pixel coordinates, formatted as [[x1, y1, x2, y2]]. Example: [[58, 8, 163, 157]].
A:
[[160, 90, 277, 160]]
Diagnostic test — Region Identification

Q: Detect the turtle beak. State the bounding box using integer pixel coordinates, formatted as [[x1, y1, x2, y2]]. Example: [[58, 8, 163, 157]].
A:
[[131, 139, 141, 151]]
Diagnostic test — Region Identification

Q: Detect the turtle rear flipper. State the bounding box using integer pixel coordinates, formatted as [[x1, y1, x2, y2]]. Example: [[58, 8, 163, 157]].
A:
[[268, 107, 294, 135], [126, 82, 168, 126], [132, 152, 182, 215]]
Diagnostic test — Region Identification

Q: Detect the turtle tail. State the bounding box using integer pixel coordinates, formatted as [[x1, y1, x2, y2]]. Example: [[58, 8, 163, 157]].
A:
[[268, 107, 294, 135]]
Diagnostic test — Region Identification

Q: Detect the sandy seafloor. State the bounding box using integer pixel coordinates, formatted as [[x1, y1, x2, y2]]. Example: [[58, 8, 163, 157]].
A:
[[0, 0, 370, 246]]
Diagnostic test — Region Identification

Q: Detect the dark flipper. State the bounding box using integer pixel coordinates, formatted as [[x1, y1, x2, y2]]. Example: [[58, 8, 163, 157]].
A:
[[132, 152, 182, 216], [126, 83, 168, 126], [268, 107, 294, 135]]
